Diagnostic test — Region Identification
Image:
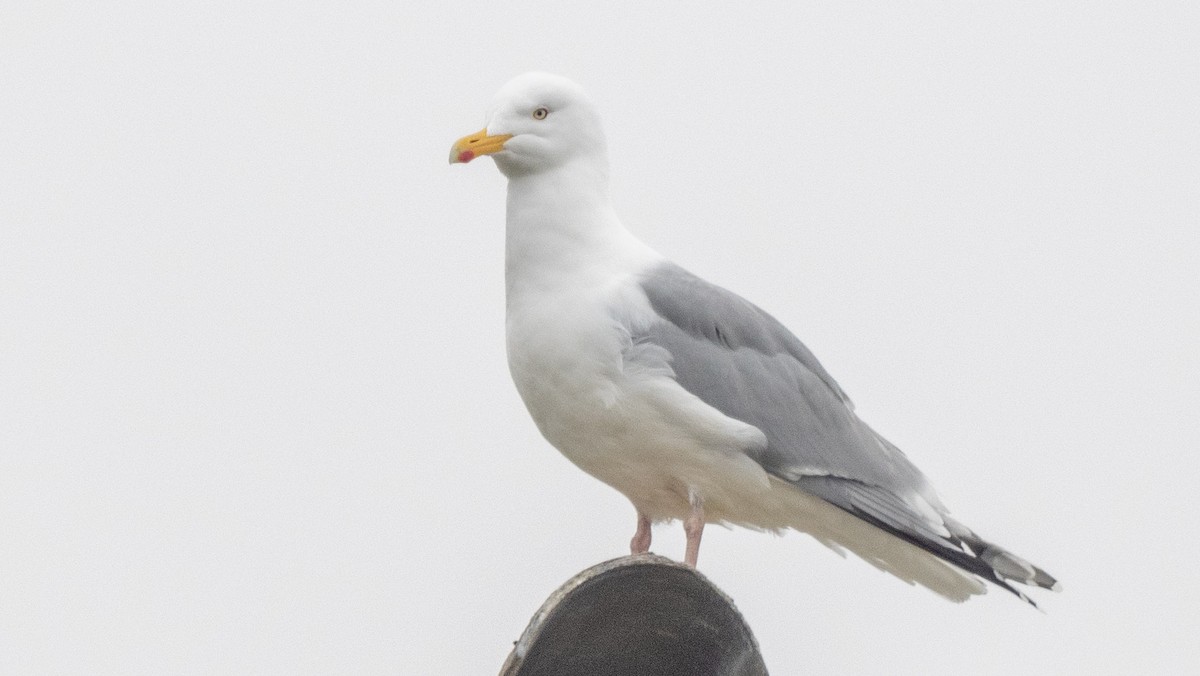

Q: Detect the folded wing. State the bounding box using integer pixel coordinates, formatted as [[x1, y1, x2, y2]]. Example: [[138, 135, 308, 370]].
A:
[[633, 262, 1058, 604]]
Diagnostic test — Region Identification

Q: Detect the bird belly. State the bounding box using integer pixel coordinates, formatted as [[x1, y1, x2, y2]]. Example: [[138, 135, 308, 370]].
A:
[[506, 296, 771, 523]]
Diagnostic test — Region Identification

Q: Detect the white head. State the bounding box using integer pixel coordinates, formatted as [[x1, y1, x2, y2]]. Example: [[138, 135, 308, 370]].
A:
[[450, 73, 608, 178]]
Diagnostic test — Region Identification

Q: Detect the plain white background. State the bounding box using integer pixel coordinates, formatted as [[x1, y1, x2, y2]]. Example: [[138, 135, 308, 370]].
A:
[[3, 2, 1198, 674]]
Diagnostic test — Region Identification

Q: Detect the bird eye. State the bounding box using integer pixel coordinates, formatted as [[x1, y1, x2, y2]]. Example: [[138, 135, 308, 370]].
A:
[[532, 107, 549, 120]]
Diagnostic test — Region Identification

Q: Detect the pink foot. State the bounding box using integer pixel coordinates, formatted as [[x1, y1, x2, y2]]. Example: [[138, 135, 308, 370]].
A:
[[630, 512, 652, 555], [683, 492, 705, 567]]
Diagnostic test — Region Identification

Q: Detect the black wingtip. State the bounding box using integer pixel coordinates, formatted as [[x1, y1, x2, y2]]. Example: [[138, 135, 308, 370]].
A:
[[842, 506, 1055, 608]]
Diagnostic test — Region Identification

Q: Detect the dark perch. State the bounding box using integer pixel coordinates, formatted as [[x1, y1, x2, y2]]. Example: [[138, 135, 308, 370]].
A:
[[499, 554, 769, 676]]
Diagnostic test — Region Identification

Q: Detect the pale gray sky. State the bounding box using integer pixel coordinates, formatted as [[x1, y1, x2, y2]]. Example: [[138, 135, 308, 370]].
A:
[[3, 2, 1198, 674]]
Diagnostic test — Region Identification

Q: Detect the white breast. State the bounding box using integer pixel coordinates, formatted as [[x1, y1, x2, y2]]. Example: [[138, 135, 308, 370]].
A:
[[505, 271, 771, 523], [501, 170, 771, 523]]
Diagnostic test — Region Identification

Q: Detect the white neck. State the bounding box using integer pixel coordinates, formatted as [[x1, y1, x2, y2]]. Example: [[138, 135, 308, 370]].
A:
[[504, 159, 659, 308]]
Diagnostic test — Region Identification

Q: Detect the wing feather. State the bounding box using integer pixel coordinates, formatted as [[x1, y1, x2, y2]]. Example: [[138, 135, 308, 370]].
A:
[[633, 262, 1058, 603]]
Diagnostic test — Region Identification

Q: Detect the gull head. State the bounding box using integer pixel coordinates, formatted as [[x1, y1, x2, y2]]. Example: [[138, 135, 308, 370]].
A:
[[450, 72, 608, 178]]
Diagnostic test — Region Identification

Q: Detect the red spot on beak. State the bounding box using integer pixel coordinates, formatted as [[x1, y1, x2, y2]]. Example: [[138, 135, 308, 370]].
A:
[[458, 150, 475, 163]]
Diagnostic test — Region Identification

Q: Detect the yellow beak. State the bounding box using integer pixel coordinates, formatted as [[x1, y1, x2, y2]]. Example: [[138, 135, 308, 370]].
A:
[[449, 128, 513, 164]]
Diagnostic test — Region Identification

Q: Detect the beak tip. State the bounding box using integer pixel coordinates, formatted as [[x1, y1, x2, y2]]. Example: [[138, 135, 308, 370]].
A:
[[450, 128, 509, 165], [448, 149, 475, 165]]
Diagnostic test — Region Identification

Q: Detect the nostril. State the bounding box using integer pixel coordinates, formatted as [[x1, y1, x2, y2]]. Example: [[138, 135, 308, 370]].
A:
[[468, 138, 479, 144]]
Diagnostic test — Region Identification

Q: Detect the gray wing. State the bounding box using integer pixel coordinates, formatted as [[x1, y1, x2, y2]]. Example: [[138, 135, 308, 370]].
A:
[[633, 262, 1059, 602], [635, 261, 934, 499]]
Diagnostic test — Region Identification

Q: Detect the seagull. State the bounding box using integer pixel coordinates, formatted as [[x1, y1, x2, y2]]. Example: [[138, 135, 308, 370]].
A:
[[450, 72, 1059, 604]]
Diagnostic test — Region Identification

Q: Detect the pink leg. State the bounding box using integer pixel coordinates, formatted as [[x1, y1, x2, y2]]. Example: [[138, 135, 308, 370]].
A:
[[683, 492, 705, 567], [630, 511, 652, 555]]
